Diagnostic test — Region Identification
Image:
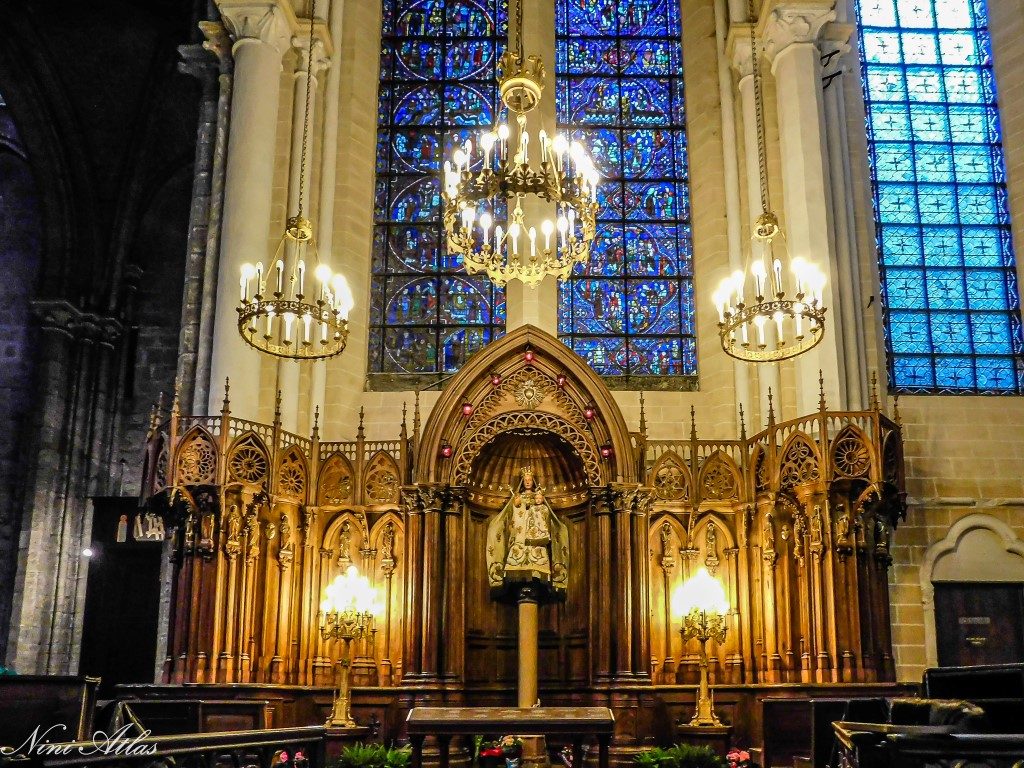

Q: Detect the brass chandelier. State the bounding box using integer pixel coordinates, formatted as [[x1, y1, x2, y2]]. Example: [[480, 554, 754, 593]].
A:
[[713, 15, 826, 362], [237, 0, 353, 360], [441, 0, 599, 288]]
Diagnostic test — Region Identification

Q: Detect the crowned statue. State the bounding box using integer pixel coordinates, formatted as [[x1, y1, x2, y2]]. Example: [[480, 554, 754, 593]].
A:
[[486, 467, 570, 603]]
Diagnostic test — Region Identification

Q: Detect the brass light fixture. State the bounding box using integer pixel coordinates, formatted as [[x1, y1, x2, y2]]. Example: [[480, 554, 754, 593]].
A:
[[441, 0, 599, 288], [237, 0, 353, 360], [319, 565, 381, 728], [713, 15, 826, 362], [672, 568, 730, 727]]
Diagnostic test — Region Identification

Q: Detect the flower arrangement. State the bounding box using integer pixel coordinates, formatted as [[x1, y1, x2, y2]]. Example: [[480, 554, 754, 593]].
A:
[[726, 749, 753, 768], [477, 735, 524, 768], [498, 736, 524, 755]]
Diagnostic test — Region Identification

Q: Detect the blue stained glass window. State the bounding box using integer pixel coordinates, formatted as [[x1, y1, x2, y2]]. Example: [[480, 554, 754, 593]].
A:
[[371, 0, 507, 377], [555, 0, 696, 378], [856, 0, 1024, 393]]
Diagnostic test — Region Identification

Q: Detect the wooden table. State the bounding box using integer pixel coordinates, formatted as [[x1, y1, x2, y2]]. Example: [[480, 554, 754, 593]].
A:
[[405, 707, 614, 768]]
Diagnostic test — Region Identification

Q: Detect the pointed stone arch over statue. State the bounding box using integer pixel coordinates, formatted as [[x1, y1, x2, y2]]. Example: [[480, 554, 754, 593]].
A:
[[416, 324, 638, 486]]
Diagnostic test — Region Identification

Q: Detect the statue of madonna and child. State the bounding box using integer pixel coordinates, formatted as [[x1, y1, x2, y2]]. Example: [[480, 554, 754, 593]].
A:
[[486, 467, 570, 603]]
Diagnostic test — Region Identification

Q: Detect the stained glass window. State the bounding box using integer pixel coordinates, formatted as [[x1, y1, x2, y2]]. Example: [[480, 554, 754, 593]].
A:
[[554, 0, 696, 380], [370, 0, 507, 379], [857, 0, 1024, 392]]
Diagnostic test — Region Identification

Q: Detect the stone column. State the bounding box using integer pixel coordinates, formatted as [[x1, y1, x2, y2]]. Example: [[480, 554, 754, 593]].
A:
[[517, 588, 540, 707], [504, 0, 559, 333], [208, 1, 293, 417], [762, 3, 846, 412], [730, 28, 780, 419], [279, 25, 330, 433], [177, 23, 232, 412]]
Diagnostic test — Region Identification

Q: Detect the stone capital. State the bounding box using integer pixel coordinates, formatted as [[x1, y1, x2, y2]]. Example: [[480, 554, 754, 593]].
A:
[[31, 299, 122, 342], [759, 1, 836, 62], [291, 28, 331, 78], [200, 20, 234, 68], [726, 23, 755, 79], [216, 1, 296, 57]]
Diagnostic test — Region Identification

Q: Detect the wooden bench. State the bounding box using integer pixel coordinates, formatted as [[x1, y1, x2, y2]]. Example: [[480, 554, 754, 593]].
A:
[[405, 707, 614, 768], [117, 698, 271, 734]]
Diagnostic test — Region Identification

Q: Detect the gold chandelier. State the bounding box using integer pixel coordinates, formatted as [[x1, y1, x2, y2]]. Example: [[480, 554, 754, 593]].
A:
[[713, 15, 826, 363], [441, 0, 599, 288], [237, 0, 352, 360]]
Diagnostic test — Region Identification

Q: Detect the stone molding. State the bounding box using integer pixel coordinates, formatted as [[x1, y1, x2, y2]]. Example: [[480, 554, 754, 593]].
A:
[[31, 299, 122, 342], [291, 18, 334, 75], [759, 2, 836, 62], [215, 0, 296, 57]]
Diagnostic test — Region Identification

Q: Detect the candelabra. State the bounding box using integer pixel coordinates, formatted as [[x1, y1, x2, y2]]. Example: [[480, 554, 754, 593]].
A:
[[319, 565, 380, 728], [441, 2, 598, 287], [673, 568, 730, 727]]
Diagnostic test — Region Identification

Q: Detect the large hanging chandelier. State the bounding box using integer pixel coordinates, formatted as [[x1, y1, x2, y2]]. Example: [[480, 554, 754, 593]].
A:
[[441, 0, 599, 288], [713, 16, 826, 363], [236, 0, 353, 360]]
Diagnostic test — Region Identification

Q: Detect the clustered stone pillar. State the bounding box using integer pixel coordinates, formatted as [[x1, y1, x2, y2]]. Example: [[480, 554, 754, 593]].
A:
[[762, 3, 847, 412], [208, 2, 292, 418]]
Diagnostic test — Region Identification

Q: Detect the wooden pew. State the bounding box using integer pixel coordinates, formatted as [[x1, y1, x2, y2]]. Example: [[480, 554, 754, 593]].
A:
[[922, 663, 1024, 733], [117, 698, 271, 735], [0, 675, 99, 749]]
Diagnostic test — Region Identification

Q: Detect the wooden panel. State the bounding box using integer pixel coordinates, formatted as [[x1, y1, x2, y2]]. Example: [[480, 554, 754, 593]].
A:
[[934, 583, 1024, 667]]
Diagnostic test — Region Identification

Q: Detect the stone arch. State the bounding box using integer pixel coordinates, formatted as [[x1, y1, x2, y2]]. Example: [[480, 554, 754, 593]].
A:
[[651, 452, 691, 503], [318, 453, 355, 506], [416, 325, 635, 485], [697, 451, 741, 502], [174, 426, 218, 485], [364, 450, 402, 506], [920, 513, 1024, 667]]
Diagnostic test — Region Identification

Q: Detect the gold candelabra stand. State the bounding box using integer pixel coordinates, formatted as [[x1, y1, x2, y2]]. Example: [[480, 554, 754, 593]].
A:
[[319, 566, 379, 728], [674, 568, 730, 727]]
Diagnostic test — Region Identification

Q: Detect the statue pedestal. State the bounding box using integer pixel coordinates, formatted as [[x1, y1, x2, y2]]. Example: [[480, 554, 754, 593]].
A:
[[518, 593, 539, 707]]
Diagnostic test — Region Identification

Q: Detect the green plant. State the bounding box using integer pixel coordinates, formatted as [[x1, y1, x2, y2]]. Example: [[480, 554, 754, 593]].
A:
[[333, 743, 411, 768], [634, 745, 726, 768]]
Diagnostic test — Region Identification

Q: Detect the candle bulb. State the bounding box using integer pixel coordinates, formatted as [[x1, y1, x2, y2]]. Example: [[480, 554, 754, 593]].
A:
[[275, 259, 284, 295], [741, 322, 749, 345], [297, 259, 305, 298], [495, 224, 504, 254], [255, 262, 264, 297], [315, 264, 331, 303], [794, 303, 804, 338], [773, 258, 783, 295], [754, 315, 767, 347], [508, 222, 520, 256], [302, 312, 312, 344], [752, 261, 767, 299], [539, 129, 547, 163], [265, 309, 274, 338], [528, 226, 537, 258], [542, 219, 554, 251], [498, 124, 509, 161], [481, 132, 496, 168], [321, 319, 328, 343], [283, 312, 295, 344], [773, 311, 785, 344], [553, 134, 568, 174], [480, 211, 492, 246], [556, 215, 568, 247], [567, 208, 576, 239]]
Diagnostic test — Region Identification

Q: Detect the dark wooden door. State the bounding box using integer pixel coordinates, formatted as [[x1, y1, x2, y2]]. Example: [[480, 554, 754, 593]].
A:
[[933, 582, 1024, 667], [79, 497, 163, 696]]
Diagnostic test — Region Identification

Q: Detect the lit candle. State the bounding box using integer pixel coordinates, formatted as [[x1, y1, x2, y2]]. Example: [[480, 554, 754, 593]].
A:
[[497, 124, 509, 161], [520, 131, 529, 164], [794, 302, 804, 338], [255, 262, 264, 297], [480, 211, 492, 246], [265, 308, 274, 338], [481, 132, 496, 168], [553, 134, 568, 174], [731, 269, 745, 306], [315, 264, 331, 302], [752, 260, 767, 299], [567, 208, 576, 239], [495, 224, 503, 254], [754, 315, 767, 347], [528, 226, 537, 258], [508, 222, 520, 255], [302, 312, 312, 344], [773, 310, 785, 344], [539, 129, 548, 164], [283, 312, 295, 344], [772, 258, 783, 295], [556, 215, 568, 248], [741, 322, 749, 345], [321, 319, 328, 343], [297, 259, 305, 298], [276, 259, 285, 295], [240, 263, 253, 302]]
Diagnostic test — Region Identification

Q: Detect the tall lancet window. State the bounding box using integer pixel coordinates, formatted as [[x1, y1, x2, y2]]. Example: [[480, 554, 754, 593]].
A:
[[857, 0, 1024, 392], [371, 0, 507, 379], [554, 0, 696, 381]]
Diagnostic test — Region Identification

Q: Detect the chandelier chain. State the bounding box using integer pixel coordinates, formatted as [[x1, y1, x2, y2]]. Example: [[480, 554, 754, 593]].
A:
[[514, 0, 524, 64], [749, 0, 770, 216], [297, 0, 317, 220]]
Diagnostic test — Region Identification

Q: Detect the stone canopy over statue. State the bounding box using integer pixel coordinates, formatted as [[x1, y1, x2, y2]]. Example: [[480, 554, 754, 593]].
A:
[[486, 467, 570, 603]]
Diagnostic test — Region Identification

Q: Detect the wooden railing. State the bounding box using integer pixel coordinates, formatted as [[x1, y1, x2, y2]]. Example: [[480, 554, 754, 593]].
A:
[[6, 726, 326, 768]]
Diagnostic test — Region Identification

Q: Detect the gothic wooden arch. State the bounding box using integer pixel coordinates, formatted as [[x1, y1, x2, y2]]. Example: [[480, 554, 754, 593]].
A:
[[416, 324, 636, 485]]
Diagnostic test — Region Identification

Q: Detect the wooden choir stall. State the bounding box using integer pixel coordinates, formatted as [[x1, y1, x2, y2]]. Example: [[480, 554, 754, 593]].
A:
[[138, 326, 909, 751]]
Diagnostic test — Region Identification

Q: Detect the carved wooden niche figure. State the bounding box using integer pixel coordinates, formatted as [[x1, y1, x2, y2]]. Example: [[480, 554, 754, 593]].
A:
[[380, 521, 396, 573], [278, 512, 294, 568], [198, 512, 216, 555], [704, 521, 720, 575], [659, 521, 676, 572], [337, 520, 352, 566], [244, 511, 261, 562], [225, 505, 242, 559], [762, 512, 777, 566]]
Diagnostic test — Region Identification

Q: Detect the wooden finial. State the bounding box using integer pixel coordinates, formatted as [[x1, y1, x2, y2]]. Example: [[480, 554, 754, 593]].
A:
[[413, 390, 421, 438], [312, 405, 320, 437], [171, 380, 181, 417], [690, 405, 697, 441], [869, 371, 880, 411], [357, 406, 365, 440], [156, 391, 166, 422], [739, 402, 747, 442], [767, 387, 776, 426], [147, 401, 159, 438], [274, 389, 283, 420], [893, 394, 902, 427], [639, 392, 648, 439], [400, 402, 408, 441], [222, 377, 231, 413], [818, 369, 827, 412]]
